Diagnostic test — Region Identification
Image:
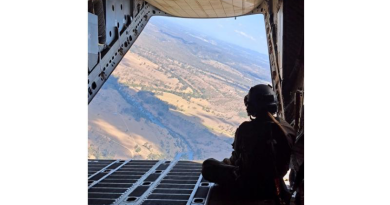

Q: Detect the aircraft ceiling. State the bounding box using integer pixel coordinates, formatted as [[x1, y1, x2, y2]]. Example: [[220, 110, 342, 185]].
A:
[[145, 0, 264, 18]]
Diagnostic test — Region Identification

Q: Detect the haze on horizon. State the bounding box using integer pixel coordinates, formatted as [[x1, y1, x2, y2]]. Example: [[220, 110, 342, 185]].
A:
[[159, 14, 268, 54]]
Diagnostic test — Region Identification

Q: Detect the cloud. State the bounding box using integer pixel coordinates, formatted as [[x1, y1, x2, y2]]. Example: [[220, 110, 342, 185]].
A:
[[234, 30, 256, 41]]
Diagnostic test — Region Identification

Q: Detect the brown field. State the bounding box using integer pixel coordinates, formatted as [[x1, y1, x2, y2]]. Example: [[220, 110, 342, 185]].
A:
[[88, 18, 270, 160]]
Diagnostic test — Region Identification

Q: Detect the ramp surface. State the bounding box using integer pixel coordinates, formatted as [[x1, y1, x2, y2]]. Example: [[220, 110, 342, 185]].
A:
[[88, 160, 211, 205], [88, 159, 276, 205]]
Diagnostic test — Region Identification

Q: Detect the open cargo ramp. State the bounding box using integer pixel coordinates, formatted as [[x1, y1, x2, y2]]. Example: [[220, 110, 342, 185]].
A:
[[88, 159, 275, 205]]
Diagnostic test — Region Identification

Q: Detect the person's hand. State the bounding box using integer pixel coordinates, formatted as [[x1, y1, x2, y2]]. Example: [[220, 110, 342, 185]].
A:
[[223, 158, 231, 165]]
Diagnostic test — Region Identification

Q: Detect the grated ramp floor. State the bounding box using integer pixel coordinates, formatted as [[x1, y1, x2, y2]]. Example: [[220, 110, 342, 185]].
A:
[[88, 160, 212, 205], [88, 160, 277, 205]]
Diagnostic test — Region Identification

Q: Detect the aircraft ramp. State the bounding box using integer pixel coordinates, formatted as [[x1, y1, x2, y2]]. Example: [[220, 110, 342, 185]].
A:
[[88, 159, 275, 205], [88, 159, 211, 205]]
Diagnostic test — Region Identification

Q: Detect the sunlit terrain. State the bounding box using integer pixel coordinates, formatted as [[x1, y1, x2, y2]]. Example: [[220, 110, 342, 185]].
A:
[[88, 16, 270, 160]]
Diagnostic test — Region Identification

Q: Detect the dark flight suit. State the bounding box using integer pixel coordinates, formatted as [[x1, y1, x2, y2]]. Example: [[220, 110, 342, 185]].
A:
[[202, 117, 295, 199]]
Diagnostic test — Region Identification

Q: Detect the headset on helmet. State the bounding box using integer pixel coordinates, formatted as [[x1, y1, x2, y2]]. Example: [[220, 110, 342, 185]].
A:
[[244, 84, 278, 116]]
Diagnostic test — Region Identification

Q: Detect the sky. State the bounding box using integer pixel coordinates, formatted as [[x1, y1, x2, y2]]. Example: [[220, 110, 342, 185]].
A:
[[151, 14, 268, 55]]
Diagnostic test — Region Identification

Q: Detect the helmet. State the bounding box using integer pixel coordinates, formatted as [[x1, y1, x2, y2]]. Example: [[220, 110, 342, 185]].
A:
[[244, 84, 278, 116]]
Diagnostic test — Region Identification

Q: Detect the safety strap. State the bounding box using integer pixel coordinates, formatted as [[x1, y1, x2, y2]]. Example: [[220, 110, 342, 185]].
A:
[[266, 113, 287, 205]]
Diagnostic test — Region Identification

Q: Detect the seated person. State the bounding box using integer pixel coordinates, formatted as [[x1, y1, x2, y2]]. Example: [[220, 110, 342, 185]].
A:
[[202, 84, 295, 201]]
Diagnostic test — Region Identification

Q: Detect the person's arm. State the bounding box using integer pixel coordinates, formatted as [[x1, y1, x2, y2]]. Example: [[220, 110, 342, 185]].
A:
[[227, 122, 247, 166], [222, 134, 237, 165]]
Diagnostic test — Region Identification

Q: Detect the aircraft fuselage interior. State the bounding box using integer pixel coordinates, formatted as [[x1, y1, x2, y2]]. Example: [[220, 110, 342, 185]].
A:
[[88, 0, 304, 204]]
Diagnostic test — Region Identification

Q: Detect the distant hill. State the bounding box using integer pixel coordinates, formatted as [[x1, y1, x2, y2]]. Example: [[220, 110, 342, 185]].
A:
[[88, 17, 270, 160]]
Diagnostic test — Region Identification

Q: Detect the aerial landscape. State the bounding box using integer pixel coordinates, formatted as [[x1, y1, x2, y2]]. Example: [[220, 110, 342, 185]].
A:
[[88, 16, 271, 161]]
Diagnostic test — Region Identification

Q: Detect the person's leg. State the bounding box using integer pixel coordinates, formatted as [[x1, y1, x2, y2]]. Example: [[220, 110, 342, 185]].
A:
[[202, 158, 237, 186]]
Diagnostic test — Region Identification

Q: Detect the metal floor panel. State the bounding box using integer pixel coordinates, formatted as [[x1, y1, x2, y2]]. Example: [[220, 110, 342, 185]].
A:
[[100, 179, 138, 184], [137, 161, 203, 205], [93, 183, 134, 188], [148, 194, 191, 200], [89, 160, 120, 179], [106, 175, 144, 179], [141, 200, 187, 205], [88, 193, 123, 199], [89, 160, 160, 205], [90, 173, 109, 181], [127, 186, 150, 197], [88, 198, 116, 205], [88, 160, 211, 205], [156, 184, 196, 189], [89, 188, 129, 193], [152, 189, 193, 195]]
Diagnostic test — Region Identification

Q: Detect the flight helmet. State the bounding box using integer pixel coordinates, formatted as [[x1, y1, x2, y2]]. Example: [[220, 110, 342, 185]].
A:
[[244, 84, 278, 116]]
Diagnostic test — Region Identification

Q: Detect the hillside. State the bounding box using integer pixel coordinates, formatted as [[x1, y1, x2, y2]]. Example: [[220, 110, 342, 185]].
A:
[[88, 17, 270, 160]]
